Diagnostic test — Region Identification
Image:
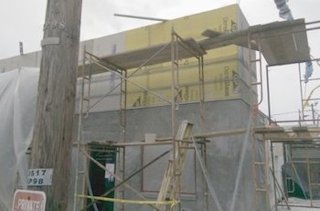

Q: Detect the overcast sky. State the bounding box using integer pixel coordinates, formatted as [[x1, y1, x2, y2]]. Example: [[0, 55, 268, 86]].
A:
[[0, 0, 320, 123], [1, 0, 319, 59]]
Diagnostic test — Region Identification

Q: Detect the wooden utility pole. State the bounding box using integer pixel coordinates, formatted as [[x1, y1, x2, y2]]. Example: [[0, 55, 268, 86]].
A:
[[30, 0, 82, 210]]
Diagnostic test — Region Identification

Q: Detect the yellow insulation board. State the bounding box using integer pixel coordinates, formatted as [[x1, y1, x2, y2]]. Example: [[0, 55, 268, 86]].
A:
[[127, 59, 242, 107], [124, 4, 239, 54], [123, 4, 249, 107]]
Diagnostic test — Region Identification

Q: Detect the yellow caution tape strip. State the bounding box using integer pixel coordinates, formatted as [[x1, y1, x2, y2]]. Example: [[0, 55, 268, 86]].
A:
[[77, 194, 179, 208]]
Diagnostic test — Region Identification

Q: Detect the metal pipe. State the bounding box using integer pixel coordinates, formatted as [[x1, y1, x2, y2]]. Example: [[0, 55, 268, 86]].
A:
[[306, 26, 320, 32], [191, 136, 223, 211], [298, 63, 305, 120], [114, 13, 168, 22], [254, 35, 264, 106], [270, 142, 278, 211], [300, 76, 320, 83], [170, 27, 178, 210], [161, 128, 247, 141], [120, 148, 126, 211], [311, 104, 316, 125], [306, 157, 313, 206], [305, 20, 320, 25], [204, 143, 209, 211], [266, 65, 272, 124], [258, 44, 263, 105], [198, 56, 205, 131], [272, 119, 320, 124], [108, 128, 247, 145], [277, 204, 320, 209], [269, 167, 291, 210], [287, 160, 320, 164], [200, 143, 209, 211], [73, 46, 87, 211]]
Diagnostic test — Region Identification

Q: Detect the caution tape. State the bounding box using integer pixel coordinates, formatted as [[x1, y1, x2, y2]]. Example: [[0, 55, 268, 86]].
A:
[[77, 194, 179, 208]]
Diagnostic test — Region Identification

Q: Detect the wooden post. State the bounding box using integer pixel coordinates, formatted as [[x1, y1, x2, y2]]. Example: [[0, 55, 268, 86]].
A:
[[30, 0, 82, 210]]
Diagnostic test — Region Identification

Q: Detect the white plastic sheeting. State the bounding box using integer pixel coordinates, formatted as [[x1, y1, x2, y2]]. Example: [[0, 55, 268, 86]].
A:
[[0, 68, 39, 210], [274, 0, 294, 20]]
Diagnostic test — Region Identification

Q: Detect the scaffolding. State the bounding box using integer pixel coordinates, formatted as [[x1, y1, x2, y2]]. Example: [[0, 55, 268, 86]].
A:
[[200, 18, 320, 211], [261, 19, 320, 211], [71, 17, 320, 211], [73, 29, 209, 211]]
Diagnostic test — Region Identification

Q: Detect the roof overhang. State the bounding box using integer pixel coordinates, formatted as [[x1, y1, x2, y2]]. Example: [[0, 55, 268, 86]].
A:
[[201, 18, 310, 66]]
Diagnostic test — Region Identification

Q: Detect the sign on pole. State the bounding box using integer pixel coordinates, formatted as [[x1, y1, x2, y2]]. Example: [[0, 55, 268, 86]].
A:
[[12, 189, 46, 211], [27, 168, 53, 186]]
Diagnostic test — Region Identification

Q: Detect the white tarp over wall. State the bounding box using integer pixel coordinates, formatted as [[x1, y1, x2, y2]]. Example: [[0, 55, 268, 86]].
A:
[[0, 67, 39, 210]]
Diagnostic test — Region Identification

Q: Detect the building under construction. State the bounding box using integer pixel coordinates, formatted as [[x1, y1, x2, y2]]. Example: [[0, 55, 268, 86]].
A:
[[0, 3, 320, 211]]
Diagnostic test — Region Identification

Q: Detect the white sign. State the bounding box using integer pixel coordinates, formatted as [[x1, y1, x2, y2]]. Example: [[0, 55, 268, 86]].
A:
[[27, 169, 53, 186], [105, 163, 115, 182], [12, 189, 46, 211]]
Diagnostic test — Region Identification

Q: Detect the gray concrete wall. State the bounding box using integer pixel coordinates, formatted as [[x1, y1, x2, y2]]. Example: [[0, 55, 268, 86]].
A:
[[73, 99, 269, 211]]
